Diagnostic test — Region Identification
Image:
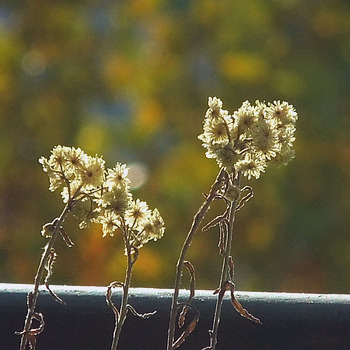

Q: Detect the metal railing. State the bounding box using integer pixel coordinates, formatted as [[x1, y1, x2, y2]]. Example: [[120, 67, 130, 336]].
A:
[[1, 283, 350, 349]]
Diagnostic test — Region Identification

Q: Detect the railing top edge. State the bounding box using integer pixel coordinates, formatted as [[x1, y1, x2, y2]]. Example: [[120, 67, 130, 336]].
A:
[[1, 283, 350, 303]]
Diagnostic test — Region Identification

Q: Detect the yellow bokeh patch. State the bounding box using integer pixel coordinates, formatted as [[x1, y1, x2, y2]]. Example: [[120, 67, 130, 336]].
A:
[[103, 55, 133, 92], [221, 52, 268, 82], [133, 99, 164, 136], [129, 0, 162, 16], [77, 121, 107, 155], [132, 246, 164, 284], [247, 220, 274, 251]]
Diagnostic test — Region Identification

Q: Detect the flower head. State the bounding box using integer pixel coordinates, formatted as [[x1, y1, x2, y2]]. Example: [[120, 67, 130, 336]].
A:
[[215, 143, 239, 169], [252, 118, 279, 160], [48, 145, 67, 169], [64, 147, 86, 172], [234, 101, 257, 135], [267, 100, 298, 125], [199, 97, 298, 178], [106, 163, 130, 189], [201, 114, 234, 145], [142, 208, 165, 240], [79, 155, 105, 189], [99, 185, 132, 216], [132, 208, 165, 249], [39, 156, 65, 191], [206, 97, 224, 118], [235, 152, 266, 180], [125, 199, 151, 229], [70, 197, 100, 229], [99, 210, 120, 237], [149, 208, 165, 240]]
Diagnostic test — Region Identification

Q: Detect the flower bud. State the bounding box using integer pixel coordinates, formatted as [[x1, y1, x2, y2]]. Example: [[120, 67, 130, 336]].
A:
[[225, 184, 240, 202], [41, 223, 55, 238]]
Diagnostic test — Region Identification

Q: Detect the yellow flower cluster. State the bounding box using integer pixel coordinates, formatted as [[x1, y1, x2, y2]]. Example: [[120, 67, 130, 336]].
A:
[[198, 97, 298, 179], [39, 146, 164, 247]]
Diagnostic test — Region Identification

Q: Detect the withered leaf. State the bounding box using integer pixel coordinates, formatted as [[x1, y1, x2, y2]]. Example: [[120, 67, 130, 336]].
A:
[[106, 281, 124, 319], [173, 309, 200, 349], [228, 281, 262, 324]]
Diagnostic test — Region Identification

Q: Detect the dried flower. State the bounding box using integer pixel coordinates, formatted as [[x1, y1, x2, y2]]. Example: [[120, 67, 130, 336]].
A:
[[235, 152, 266, 180], [141, 208, 165, 242], [99, 210, 120, 237], [267, 100, 298, 125], [106, 163, 130, 189], [125, 199, 151, 230], [206, 96, 224, 118], [32, 146, 165, 350], [48, 145, 67, 169], [99, 186, 132, 216], [71, 197, 100, 229], [64, 147, 86, 172], [199, 97, 298, 179], [252, 118, 279, 160], [234, 101, 257, 135], [79, 155, 105, 189]]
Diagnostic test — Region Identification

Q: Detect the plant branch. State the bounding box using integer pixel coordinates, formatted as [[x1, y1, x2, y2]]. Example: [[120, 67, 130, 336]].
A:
[[18, 202, 71, 350], [207, 172, 241, 350], [109, 229, 135, 350], [167, 168, 226, 350]]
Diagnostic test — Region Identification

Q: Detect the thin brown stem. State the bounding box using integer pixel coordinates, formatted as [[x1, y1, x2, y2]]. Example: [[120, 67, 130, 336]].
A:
[[110, 229, 135, 350], [208, 173, 241, 350], [167, 168, 226, 350], [19, 202, 71, 350]]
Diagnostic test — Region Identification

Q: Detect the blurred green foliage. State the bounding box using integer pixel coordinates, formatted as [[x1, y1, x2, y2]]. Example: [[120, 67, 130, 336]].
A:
[[1, 0, 350, 293]]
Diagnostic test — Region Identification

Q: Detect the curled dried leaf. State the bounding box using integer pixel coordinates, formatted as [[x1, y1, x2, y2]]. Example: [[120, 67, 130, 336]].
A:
[[228, 256, 234, 281], [202, 209, 228, 232], [45, 248, 66, 305], [213, 287, 220, 295], [214, 281, 261, 324], [173, 304, 200, 350], [41, 223, 55, 238], [30, 312, 45, 336], [178, 305, 188, 329], [178, 261, 196, 328], [45, 282, 66, 305], [184, 261, 196, 302], [236, 186, 254, 211], [41, 218, 59, 238], [59, 226, 74, 247], [228, 281, 262, 324], [16, 312, 45, 350], [27, 334, 37, 350], [126, 304, 157, 319], [106, 281, 125, 320], [202, 188, 230, 232], [130, 245, 139, 265], [217, 221, 228, 255]]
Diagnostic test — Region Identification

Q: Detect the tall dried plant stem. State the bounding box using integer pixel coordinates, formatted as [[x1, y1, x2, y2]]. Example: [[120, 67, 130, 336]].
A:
[[110, 230, 134, 350], [167, 168, 225, 350], [208, 173, 240, 350], [19, 202, 71, 350]]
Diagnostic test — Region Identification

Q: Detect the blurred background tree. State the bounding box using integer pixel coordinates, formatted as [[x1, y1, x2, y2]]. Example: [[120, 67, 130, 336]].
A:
[[0, 0, 350, 293]]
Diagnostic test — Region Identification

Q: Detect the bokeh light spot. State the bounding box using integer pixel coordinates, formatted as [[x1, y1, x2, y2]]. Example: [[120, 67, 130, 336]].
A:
[[22, 50, 47, 76], [247, 221, 274, 251], [221, 53, 268, 82], [134, 99, 164, 136], [77, 121, 107, 155], [128, 162, 149, 189]]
